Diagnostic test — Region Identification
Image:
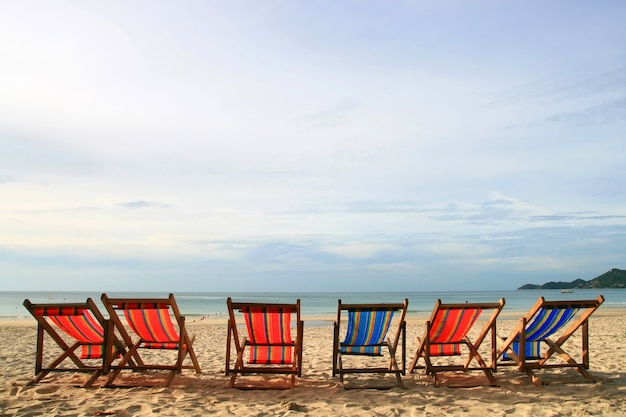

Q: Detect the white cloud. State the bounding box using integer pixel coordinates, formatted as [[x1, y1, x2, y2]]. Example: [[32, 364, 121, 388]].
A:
[[1, 0, 626, 290]]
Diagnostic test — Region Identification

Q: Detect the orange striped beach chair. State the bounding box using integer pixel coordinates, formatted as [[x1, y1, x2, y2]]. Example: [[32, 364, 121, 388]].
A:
[[101, 293, 201, 387], [23, 298, 124, 387], [497, 295, 604, 386], [409, 298, 505, 387], [226, 298, 303, 389], [332, 299, 408, 389]]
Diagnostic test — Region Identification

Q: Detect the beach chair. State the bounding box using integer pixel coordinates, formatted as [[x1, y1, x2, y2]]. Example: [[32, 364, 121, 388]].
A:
[[23, 298, 123, 387], [409, 298, 505, 387], [332, 299, 408, 389], [101, 293, 201, 387], [225, 297, 303, 389], [497, 295, 604, 386]]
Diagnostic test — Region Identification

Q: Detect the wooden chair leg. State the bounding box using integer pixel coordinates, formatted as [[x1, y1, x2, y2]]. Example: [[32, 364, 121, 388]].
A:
[[544, 339, 595, 381], [105, 343, 140, 387], [83, 370, 103, 388]]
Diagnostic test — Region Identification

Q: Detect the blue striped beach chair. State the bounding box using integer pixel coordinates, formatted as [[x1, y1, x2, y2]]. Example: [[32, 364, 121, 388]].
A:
[[497, 295, 604, 385], [332, 299, 408, 389]]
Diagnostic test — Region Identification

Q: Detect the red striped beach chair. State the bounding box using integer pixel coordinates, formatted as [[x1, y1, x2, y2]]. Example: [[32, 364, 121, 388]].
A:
[[409, 299, 505, 387], [226, 298, 303, 389], [332, 299, 408, 389], [23, 298, 123, 387], [101, 293, 201, 387], [497, 295, 604, 386]]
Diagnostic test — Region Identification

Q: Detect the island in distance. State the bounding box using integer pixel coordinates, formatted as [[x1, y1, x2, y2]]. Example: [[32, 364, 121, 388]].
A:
[[518, 268, 626, 290]]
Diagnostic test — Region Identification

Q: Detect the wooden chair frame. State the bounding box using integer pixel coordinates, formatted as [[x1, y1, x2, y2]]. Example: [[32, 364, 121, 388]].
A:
[[225, 298, 304, 389], [497, 295, 604, 386], [101, 293, 201, 387], [332, 299, 408, 389], [23, 298, 124, 387], [409, 298, 505, 387]]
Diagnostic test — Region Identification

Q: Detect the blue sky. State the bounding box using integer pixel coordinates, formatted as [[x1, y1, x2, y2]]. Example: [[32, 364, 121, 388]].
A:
[[1, 1, 625, 292]]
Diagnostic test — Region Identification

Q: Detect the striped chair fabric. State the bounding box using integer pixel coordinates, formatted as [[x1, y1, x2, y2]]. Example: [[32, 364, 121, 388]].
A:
[[503, 306, 579, 360], [117, 302, 181, 350], [243, 306, 294, 364], [34, 306, 105, 359], [429, 307, 482, 356], [340, 309, 394, 356]]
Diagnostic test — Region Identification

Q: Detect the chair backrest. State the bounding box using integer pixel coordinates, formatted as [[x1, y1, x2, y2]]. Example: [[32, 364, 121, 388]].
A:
[[342, 309, 394, 354], [430, 307, 482, 343], [24, 299, 106, 359], [517, 296, 605, 343], [428, 305, 482, 356], [228, 299, 300, 365], [337, 300, 408, 355], [523, 306, 579, 342], [426, 299, 505, 357], [102, 294, 182, 349]]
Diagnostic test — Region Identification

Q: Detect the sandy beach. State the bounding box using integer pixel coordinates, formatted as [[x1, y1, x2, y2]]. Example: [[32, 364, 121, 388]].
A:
[[1, 311, 625, 417]]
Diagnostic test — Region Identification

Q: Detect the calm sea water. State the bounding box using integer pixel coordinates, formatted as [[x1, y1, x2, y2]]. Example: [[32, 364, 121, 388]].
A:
[[1, 289, 622, 320]]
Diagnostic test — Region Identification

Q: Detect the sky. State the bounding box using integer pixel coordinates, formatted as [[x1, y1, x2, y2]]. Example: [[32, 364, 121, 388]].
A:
[[1, 1, 625, 292]]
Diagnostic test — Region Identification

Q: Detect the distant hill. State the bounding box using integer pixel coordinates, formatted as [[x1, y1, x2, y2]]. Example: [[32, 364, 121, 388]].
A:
[[518, 268, 626, 290]]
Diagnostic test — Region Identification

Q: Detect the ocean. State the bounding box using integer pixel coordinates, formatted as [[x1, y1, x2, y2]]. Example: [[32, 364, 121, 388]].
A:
[[1, 289, 623, 321]]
